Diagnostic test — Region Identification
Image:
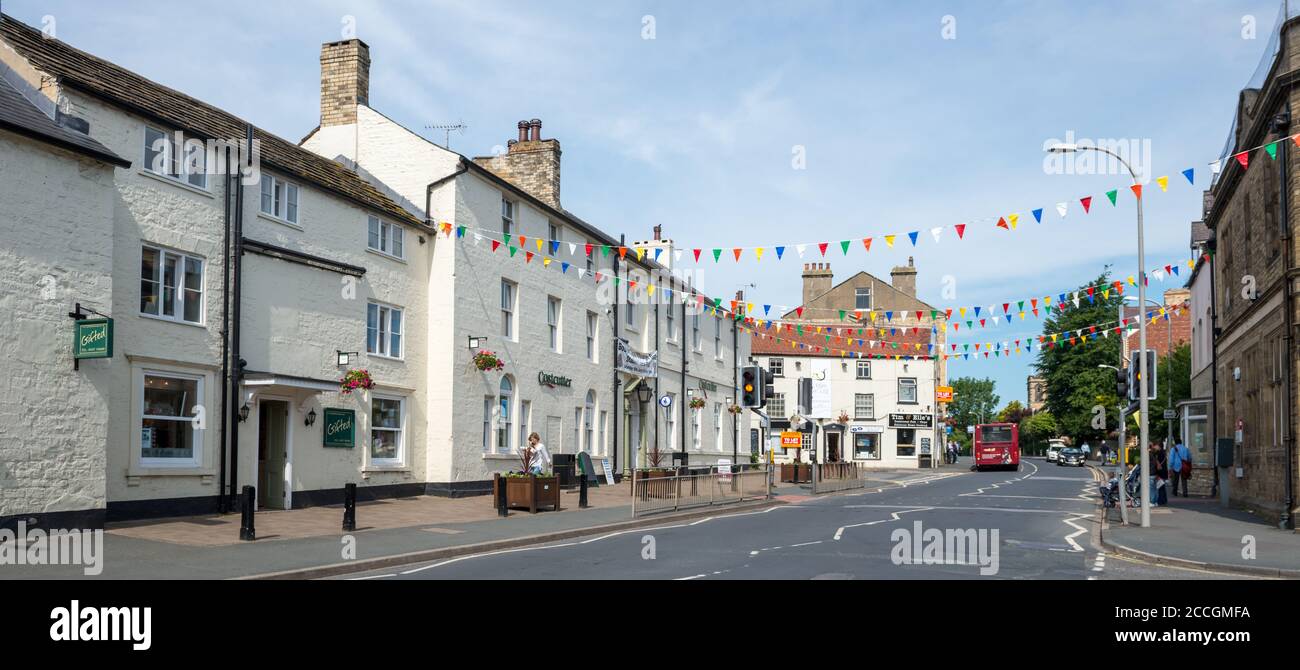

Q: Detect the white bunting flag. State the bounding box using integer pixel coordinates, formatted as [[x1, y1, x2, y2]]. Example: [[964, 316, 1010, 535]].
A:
[[1056, 202, 1068, 218]]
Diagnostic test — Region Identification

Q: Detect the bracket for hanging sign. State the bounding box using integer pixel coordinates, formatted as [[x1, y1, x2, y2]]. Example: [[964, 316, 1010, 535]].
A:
[[67, 302, 111, 371]]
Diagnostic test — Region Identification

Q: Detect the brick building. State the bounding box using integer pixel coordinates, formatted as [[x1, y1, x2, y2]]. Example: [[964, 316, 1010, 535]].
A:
[[1202, 8, 1300, 527]]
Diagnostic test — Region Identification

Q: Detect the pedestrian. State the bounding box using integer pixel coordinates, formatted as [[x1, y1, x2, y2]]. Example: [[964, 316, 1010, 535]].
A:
[[1168, 439, 1191, 497], [522, 432, 552, 474], [1079, 441, 1090, 462], [1150, 442, 1168, 506]]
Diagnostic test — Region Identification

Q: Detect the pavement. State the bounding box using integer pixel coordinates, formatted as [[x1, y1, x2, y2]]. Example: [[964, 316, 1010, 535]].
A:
[[1099, 482, 1300, 578], [338, 457, 1248, 580]]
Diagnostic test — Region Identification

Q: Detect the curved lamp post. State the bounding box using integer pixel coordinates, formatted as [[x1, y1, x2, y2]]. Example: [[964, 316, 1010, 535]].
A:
[[1048, 143, 1152, 527]]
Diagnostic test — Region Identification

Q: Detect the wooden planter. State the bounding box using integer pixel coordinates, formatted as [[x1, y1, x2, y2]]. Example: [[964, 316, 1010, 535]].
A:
[[493, 475, 561, 513], [779, 464, 811, 483], [634, 470, 677, 499]]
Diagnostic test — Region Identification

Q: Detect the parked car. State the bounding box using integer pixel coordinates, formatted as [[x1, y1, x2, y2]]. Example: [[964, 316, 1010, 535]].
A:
[[1057, 448, 1085, 467], [1046, 439, 1067, 463]]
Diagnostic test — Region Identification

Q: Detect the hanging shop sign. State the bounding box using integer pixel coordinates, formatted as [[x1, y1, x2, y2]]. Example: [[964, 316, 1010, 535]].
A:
[[889, 413, 934, 429], [322, 408, 356, 448], [616, 338, 658, 377], [73, 318, 113, 360], [538, 371, 573, 388], [935, 386, 953, 402], [699, 380, 718, 393]]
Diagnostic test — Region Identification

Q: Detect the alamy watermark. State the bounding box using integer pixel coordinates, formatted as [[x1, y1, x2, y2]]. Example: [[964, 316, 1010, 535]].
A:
[[0, 521, 103, 576], [891, 520, 999, 576], [147, 131, 262, 186], [1043, 130, 1151, 182]]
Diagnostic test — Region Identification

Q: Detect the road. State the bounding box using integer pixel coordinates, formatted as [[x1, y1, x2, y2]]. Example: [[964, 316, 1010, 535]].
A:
[[339, 459, 1247, 580]]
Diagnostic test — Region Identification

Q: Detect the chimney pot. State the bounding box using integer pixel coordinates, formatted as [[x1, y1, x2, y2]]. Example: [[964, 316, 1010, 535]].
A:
[[529, 118, 542, 141], [517, 121, 529, 143], [653, 224, 662, 241]]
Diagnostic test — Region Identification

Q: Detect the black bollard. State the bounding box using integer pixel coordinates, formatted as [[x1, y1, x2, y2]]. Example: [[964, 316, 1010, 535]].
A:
[[342, 482, 357, 532], [579, 472, 589, 508], [239, 485, 256, 541], [495, 473, 508, 517]]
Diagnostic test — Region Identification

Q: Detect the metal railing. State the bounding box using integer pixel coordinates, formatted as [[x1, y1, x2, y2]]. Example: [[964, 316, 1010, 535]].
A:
[[812, 462, 867, 494], [631, 466, 770, 517]]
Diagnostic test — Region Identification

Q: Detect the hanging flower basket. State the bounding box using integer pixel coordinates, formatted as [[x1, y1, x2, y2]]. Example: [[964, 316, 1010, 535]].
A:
[[837, 411, 851, 424], [339, 369, 375, 395], [473, 349, 506, 372], [727, 405, 744, 415], [689, 397, 706, 410]]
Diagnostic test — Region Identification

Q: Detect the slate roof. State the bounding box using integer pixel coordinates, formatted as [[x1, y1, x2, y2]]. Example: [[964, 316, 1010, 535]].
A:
[[0, 75, 127, 166], [0, 14, 421, 227]]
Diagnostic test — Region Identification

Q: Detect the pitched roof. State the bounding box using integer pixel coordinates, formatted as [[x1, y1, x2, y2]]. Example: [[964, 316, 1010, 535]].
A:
[[0, 75, 127, 166], [0, 14, 421, 227]]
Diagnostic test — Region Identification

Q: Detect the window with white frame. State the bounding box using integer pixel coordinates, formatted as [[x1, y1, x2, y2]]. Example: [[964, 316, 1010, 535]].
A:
[[768, 393, 786, 417], [666, 302, 677, 342], [898, 378, 918, 404], [584, 390, 595, 453], [573, 407, 581, 452], [367, 216, 404, 259], [624, 290, 637, 330], [692, 404, 701, 450], [855, 287, 872, 310], [143, 126, 206, 189], [599, 410, 608, 457], [665, 393, 677, 451], [140, 371, 202, 466], [801, 431, 813, 451], [769, 357, 784, 377], [140, 245, 204, 324], [366, 302, 403, 358], [482, 396, 493, 452], [548, 222, 560, 252], [370, 395, 405, 465], [714, 316, 722, 358], [855, 393, 875, 420], [497, 376, 514, 454], [714, 402, 723, 451], [586, 311, 597, 361], [547, 296, 562, 352], [501, 280, 517, 340], [260, 174, 299, 225], [518, 400, 531, 454], [501, 197, 514, 236], [692, 312, 701, 351], [856, 360, 871, 379]]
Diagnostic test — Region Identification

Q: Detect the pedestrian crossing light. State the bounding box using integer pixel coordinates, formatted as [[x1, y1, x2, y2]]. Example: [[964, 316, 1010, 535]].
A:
[[1115, 368, 1128, 399], [741, 365, 765, 408]]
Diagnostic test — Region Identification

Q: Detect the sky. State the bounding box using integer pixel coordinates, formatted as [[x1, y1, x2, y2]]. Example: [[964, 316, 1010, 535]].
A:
[[4, 0, 1284, 407]]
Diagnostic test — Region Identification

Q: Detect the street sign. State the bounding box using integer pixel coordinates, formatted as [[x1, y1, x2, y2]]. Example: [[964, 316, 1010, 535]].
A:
[[966, 425, 975, 434], [658, 394, 672, 408], [1162, 409, 1177, 420]]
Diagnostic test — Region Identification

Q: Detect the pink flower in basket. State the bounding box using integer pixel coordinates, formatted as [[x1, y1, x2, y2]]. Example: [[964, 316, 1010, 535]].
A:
[[339, 369, 375, 395], [473, 350, 506, 372]]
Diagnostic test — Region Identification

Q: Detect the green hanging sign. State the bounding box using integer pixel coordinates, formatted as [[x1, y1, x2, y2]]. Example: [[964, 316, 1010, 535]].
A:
[[322, 408, 356, 448], [73, 318, 113, 360]]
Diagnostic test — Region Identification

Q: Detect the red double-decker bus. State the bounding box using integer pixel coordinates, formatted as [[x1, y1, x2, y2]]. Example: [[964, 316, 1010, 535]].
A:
[[974, 423, 1020, 471]]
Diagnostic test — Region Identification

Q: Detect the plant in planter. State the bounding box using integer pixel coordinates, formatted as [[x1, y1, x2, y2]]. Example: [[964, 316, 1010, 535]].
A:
[[494, 445, 560, 513], [472, 349, 506, 372], [727, 404, 744, 415], [688, 397, 706, 410], [837, 410, 851, 424], [339, 369, 375, 395]]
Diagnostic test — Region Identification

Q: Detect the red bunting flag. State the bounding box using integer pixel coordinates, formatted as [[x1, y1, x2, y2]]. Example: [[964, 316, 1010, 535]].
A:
[[996, 217, 1008, 229], [1080, 197, 1092, 213], [491, 240, 501, 252], [955, 224, 966, 239], [795, 307, 804, 317], [693, 249, 702, 262], [1131, 184, 1142, 199], [585, 243, 593, 257], [618, 247, 628, 259], [525, 251, 534, 263], [818, 242, 829, 256], [733, 248, 742, 261], [519, 235, 527, 248], [1235, 151, 1249, 169], [862, 238, 872, 252]]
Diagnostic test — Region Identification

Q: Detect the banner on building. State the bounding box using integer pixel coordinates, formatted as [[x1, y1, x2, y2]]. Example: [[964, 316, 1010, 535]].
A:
[[616, 338, 658, 377]]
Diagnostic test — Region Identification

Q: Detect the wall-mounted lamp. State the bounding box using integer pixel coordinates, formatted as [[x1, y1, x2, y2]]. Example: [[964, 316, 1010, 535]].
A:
[[468, 335, 485, 349], [336, 350, 359, 367], [635, 384, 653, 404], [305, 408, 317, 427], [238, 403, 251, 423]]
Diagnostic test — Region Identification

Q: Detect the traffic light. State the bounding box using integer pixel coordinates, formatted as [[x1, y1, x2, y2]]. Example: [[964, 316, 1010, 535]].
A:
[[741, 365, 760, 407], [1128, 350, 1157, 401], [1115, 368, 1128, 399]]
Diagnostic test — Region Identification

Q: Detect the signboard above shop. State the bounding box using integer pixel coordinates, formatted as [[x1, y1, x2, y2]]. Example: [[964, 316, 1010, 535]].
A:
[[73, 318, 113, 360], [322, 408, 355, 448], [889, 413, 934, 429]]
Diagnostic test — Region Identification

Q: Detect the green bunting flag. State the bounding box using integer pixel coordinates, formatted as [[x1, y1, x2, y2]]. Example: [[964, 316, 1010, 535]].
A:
[[712, 249, 722, 262], [1106, 189, 1118, 206], [840, 240, 850, 255], [1266, 142, 1279, 160], [508, 246, 518, 257]]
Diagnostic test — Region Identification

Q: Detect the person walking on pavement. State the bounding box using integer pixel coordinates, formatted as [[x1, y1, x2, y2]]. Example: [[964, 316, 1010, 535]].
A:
[[1168, 439, 1191, 497], [1079, 441, 1090, 462], [1149, 442, 1168, 506], [522, 432, 552, 474]]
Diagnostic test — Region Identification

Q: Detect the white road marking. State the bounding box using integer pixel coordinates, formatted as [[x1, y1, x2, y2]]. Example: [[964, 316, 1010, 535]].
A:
[[1061, 514, 1090, 552], [675, 574, 707, 580], [833, 507, 934, 541], [843, 503, 1083, 514], [790, 540, 823, 547], [960, 494, 1096, 502]]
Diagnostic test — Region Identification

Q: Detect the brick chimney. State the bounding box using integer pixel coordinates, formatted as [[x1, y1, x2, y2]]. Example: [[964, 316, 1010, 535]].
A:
[[802, 263, 833, 308], [320, 39, 370, 127], [473, 119, 562, 209], [890, 256, 917, 297]]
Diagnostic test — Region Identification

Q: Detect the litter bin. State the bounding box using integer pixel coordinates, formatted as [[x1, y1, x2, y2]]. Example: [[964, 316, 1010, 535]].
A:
[[552, 453, 577, 488]]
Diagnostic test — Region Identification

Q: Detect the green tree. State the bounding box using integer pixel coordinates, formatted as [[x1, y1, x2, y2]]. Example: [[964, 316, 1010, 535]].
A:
[[1019, 410, 1058, 456], [1034, 271, 1123, 446], [1125, 342, 1191, 442], [997, 400, 1031, 424], [946, 376, 999, 451]]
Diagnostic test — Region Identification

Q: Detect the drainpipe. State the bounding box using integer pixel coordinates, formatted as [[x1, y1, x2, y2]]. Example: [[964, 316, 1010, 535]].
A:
[[1275, 109, 1296, 530], [227, 125, 251, 510], [613, 234, 622, 474], [218, 167, 232, 514], [1209, 236, 1220, 499]]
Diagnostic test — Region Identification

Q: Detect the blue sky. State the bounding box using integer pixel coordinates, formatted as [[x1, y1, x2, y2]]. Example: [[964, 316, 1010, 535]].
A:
[[6, 0, 1283, 405]]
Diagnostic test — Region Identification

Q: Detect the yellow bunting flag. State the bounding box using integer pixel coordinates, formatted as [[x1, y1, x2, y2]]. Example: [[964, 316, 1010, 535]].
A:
[[1008, 213, 1019, 229], [1156, 175, 1169, 192], [885, 235, 896, 247], [756, 247, 764, 261]]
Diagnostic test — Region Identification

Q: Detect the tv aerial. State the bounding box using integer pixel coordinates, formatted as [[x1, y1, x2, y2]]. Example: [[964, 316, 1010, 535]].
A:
[[425, 122, 467, 149]]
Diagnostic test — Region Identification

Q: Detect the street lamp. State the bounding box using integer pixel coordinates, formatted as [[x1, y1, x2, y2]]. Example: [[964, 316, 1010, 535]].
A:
[[1049, 142, 1152, 527]]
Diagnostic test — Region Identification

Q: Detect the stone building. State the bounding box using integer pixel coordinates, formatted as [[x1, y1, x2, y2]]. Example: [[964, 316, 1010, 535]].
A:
[[1202, 9, 1300, 527], [1026, 376, 1047, 413], [750, 261, 947, 468], [1182, 221, 1215, 496], [1120, 288, 1192, 362]]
